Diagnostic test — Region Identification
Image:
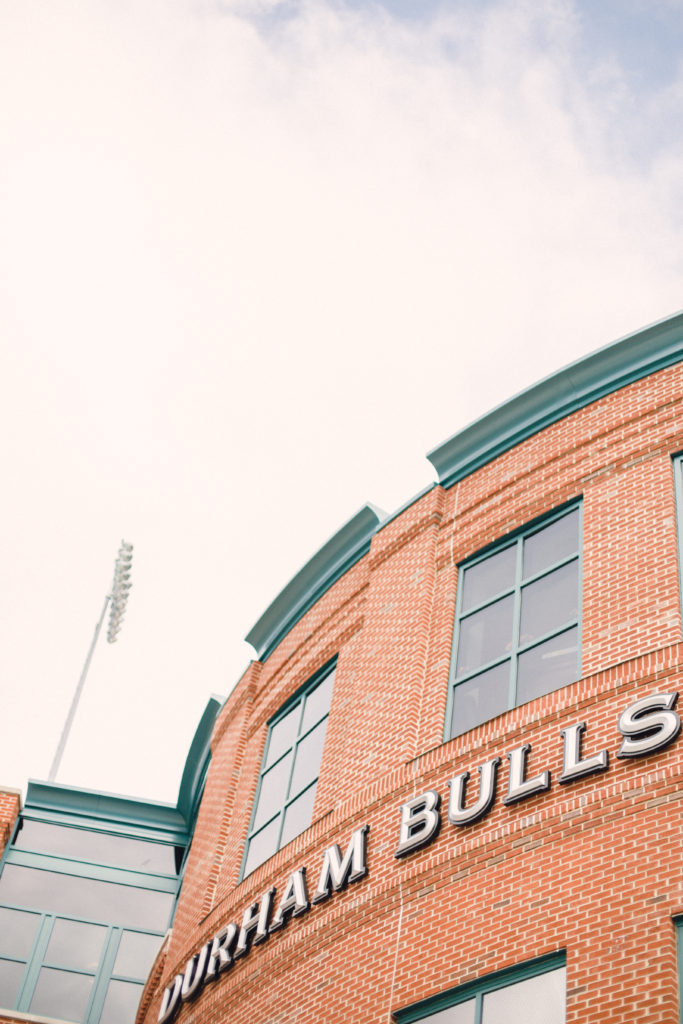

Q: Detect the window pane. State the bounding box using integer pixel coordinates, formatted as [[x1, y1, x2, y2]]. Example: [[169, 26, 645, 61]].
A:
[[45, 918, 107, 972], [523, 509, 578, 578], [517, 628, 578, 706], [30, 968, 93, 1022], [114, 931, 163, 981], [13, 820, 178, 874], [265, 705, 300, 768], [0, 907, 39, 958], [421, 1000, 476, 1023], [300, 669, 335, 733], [450, 661, 510, 737], [99, 979, 143, 1024], [482, 966, 565, 1024], [461, 545, 516, 612], [280, 784, 317, 848], [289, 719, 328, 797], [520, 560, 578, 645], [0, 865, 173, 932], [0, 959, 25, 1009], [243, 816, 280, 877], [252, 753, 293, 832], [456, 594, 514, 677]]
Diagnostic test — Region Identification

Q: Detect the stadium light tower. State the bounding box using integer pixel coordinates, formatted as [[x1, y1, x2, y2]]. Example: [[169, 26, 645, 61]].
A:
[[48, 541, 134, 783], [107, 541, 134, 643]]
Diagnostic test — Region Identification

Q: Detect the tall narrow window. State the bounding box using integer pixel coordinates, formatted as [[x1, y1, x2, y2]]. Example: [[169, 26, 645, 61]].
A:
[[242, 661, 336, 879], [449, 504, 581, 739]]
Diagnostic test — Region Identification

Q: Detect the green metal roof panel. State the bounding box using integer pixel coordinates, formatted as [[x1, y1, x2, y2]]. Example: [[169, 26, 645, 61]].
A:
[[25, 780, 188, 837], [245, 503, 386, 662], [24, 697, 222, 846], [427, 310, 683, 488], [176, 695, 222, 823], [244, 312, 683, 664]]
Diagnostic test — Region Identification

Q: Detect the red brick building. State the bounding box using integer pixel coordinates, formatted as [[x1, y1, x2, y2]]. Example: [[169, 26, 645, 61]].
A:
[[0, 793, 20, 862], [140, 313, 683, 1024]]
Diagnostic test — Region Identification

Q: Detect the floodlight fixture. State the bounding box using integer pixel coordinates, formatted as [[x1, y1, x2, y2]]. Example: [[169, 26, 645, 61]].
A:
[[48, 540, 134, 782], [107, 541, 134, 644]]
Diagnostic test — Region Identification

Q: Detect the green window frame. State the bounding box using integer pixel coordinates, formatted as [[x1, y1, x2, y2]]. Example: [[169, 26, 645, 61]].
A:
[[241, 659, 336, 879], [395, 952, 566, 1024], [447, 503, 582, 740], [0, 906, 162, 1023], [0, 810, 184, 1024]]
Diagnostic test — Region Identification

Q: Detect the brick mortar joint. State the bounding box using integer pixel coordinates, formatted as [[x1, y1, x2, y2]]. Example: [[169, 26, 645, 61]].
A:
[[369, 509, 444, 572], [212, 674, 260, 748], [245, 614, 365, 741]]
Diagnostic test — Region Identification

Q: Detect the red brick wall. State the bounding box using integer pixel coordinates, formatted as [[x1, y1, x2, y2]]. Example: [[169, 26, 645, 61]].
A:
[[0, 789, 20, 859], [140, 360, 683, 1024], [0, 791, 22, 1024]]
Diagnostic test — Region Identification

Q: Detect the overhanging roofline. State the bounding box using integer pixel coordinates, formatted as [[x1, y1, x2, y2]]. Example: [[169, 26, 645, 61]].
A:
[[25, 695, 223, 836], [245, 503, 386, 662], [427, 310, 683, 488], [25, 780, 187, 836], [176, 695, 223, 823], [245, 311, 683, 664]]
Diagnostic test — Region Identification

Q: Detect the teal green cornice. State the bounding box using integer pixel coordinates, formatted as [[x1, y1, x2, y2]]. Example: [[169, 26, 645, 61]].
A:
[[25, 697, 221, 845], [245, 504, 386, 662], [25, 780, 187, 839], [244, 312, 683, 663], [427, 310, 683, 488], [176, 695, 222, 823]]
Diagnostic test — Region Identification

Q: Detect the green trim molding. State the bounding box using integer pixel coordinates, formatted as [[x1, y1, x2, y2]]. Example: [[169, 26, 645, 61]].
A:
[[6, 848, 180, 891], [245, 311, 683, 664], [0, 1010, 73, 1024], [427, 310, 683, 488], [177, 695, 223, 824], [245, 504, 386, 662], [24, 781, 186, 839], [25, 694, 222, 840], [395, 951, 566, 1023]]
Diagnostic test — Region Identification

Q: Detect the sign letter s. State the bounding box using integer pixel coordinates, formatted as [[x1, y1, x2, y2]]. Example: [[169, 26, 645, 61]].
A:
[[617, 692, 681, 758]]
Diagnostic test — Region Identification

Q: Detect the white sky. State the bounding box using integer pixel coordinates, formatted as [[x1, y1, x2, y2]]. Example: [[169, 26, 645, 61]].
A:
[[2, 0, 683, 806]]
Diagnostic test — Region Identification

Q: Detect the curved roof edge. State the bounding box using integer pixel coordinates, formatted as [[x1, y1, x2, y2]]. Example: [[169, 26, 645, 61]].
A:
[[245, 504, 386, 662], [244, 311, 683, 664], [427, 310, 683, 488], [176, 694, 223, 823], [25, 779, 186, 835], [25, 696, 223, 835]]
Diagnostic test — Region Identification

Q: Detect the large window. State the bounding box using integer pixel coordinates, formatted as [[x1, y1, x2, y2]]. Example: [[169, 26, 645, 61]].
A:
[[0, 812, 183, 1023], [449, 505, 581, 739], [242, 661, 336, 879], [0, 907, 163, 1023], [396, 955, 566, 1024]]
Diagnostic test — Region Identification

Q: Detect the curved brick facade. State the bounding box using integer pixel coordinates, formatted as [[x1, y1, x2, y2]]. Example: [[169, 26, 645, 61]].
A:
[[139, 320, 683, 1024]]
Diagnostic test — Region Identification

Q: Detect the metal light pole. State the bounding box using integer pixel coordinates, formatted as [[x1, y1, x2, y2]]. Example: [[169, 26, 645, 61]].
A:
[[48, 541, 134, 783], [107, 541, 133, 644]]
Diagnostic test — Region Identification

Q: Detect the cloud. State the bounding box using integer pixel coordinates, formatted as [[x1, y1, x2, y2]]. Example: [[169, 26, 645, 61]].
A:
[[1, 0, 683, 800]]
